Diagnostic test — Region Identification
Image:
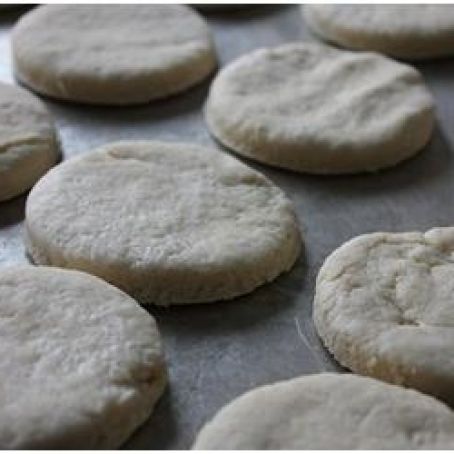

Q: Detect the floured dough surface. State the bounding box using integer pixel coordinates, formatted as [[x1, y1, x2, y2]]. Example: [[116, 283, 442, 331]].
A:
[[12, 5, 217, 105], [193, 373, 454, 449], [314, 228, 454, 404], [25, 141, 301, 305], [304, 5, 454, 60], [205, 43, 434, 174], [0, 265, 166, 449], [0, 82, 58, 201]]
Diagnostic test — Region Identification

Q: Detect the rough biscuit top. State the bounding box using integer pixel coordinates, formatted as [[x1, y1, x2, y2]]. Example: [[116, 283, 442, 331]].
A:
[[25, 141, 301, 304], [12, 5, 217, 104], [206, 43, 434, 173], [304, 5, 454, 59], [0, 81, 56, 172], [314, 228, 454, 403], [0, 81, 58, 201], [193, 373, 454, 449], [0, 265, 166, 448]]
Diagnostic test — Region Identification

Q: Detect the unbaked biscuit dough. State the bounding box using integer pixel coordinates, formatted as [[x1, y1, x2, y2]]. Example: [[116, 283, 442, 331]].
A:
[[193, 373, 454, 449], [205, 43, 434, 174], [304, 5, 454, 60], [314, 228, 454, 404], [25, 141, 301, 305], [0, 82, 58, 202], [12, 5, 217, 105], [0, 265, 166, 449]]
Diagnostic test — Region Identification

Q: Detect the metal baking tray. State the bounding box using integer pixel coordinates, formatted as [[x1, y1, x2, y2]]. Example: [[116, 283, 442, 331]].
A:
[[1, 4, 453, 449]]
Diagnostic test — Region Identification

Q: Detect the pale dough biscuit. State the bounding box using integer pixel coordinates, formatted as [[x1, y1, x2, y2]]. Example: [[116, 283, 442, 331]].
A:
[[0, 265, 166, 449], [193, 373, 454, 449], [205, 43, 434, 174], [314, 228, 454, 404], [12, 5, 217, 105], [304, 5, 454, 60], [0, 82, 58, 202], [25, 141, 301, 305]]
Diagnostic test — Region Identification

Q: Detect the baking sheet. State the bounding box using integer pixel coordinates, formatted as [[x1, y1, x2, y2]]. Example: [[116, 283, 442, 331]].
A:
[[1, 4, 454, 449]]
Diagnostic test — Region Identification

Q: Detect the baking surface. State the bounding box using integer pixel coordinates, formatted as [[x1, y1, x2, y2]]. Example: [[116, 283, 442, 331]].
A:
[[1, 4, 454, 450]]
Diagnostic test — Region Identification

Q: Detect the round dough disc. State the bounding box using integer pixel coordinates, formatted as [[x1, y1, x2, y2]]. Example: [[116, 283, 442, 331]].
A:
[[25, 141, 301, 305], [12, 5, 217, 105], [0, 265, 166, 449], [304, 5, 454, 60], [0, 82, 58, 202], [205, 43, 434, 174], [314, 228, 454, 404], [193, 373, 454, 449]]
